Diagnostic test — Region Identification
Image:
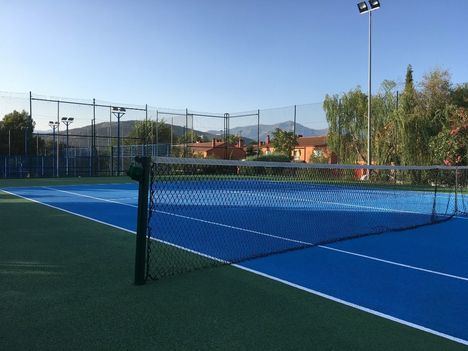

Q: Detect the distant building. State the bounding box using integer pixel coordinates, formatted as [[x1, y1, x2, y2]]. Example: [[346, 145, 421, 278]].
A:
[[185, 139, 246, 160], [293, 136, 335, 163], [259, 134, 336, 163]]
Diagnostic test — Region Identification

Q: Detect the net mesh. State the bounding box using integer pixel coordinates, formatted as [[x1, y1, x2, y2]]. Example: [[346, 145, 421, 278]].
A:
[[144, 158, 468, 280]]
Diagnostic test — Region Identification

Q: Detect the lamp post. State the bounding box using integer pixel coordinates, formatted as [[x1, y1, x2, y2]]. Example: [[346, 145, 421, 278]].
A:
[[357, 0, 381, 175], [61, 117, 74, 176], [49, 121, 59, 177], [111, 107, 126, 176]]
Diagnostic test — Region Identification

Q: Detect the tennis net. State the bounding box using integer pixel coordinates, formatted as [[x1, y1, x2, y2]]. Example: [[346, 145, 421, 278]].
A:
[[139, 157, 468, 281]]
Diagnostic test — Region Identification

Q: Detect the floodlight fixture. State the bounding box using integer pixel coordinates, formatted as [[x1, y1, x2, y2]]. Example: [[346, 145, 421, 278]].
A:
[[369, 0, 380, 9], [112, 106, 126, 112], [358, 0, 380, 14], [61, 117, 74, 124], [357, 1, 369, 13]]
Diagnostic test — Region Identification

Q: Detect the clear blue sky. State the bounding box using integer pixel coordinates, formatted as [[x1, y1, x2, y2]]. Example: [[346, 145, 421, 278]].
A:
[[1, 0, 467, 113]]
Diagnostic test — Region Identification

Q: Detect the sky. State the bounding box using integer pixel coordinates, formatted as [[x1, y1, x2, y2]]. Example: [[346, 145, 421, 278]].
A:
[[1, 0, 467, 119]]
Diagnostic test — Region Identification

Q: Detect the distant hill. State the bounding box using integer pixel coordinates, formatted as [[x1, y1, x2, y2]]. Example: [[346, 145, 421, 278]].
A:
[[37, 120, 227, 148], [37, 120, 326, 148], [209, 121, 328, 142]]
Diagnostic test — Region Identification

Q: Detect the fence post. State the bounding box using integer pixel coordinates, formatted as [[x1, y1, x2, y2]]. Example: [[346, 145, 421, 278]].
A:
[[257, 109, 260, 159], [293, 105, 297, 137], [111, 146, 114, 176], [92, 98, 96, 176], [155, 110, 159, 157], [56, 101, 60, 177]]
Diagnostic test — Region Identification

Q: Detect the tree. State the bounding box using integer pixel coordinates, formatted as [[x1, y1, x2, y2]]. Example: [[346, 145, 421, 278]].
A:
[[0, 110, 35, 155], [323, 88, 368, 163], [397, 65, 424, 165], [430, 108, 468, 166], [371, 80, 399, 165], [271, 128, 298, 159], [322, 65, 466, 167], [395, 66, 462, 166], [451, 83, 468, 108], [177, 130, 204, 144], [126, 120, 172, 145], [245, 143, 256, 157], [225, 134, 241, 145]]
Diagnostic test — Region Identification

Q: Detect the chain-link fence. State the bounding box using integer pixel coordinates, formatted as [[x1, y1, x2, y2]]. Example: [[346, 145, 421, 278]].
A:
[[0, 91, 329, 178]]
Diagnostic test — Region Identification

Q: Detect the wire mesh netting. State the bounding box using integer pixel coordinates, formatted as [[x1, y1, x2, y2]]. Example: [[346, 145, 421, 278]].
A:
[[144, 158, 468, 280], [1, 91, 335, 178]]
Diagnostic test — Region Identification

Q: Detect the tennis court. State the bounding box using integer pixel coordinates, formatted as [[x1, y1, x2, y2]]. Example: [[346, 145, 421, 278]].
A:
[[2, 161, 468, 347]]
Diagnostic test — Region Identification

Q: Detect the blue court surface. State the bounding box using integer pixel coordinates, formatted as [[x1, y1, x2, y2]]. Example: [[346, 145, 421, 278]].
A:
[[3, 182, 468, 346]]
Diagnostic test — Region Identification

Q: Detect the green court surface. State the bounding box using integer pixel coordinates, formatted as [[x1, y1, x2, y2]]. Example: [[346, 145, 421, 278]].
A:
[[0, 179, 466, 350]]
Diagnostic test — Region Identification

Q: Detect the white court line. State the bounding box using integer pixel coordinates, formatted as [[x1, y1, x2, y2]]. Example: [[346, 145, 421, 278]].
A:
[[107, 197, 139, 201], [3, 187, 468, 346], [233, 264, 468, 346], [317, 246, 468, 282]]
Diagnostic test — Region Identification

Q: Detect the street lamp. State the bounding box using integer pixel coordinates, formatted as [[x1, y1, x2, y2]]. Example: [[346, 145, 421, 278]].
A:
[[49, 121, 59, 177], [357, 0, 380, 176], [111, 107, 126, 175], [61, 117, 74, 176]]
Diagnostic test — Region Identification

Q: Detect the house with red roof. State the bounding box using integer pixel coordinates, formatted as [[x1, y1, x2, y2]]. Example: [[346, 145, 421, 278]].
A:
[[185, 139, 246, 160], [260, 135, 336, 163]]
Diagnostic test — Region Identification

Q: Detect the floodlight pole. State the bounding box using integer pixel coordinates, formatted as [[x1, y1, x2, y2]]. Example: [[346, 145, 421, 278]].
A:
[[62, 117, 74, 176], [358, 1, 380, 176], [367, 9, 372, 174], [49, 121, 59, 177], [112, 107, 126, 176]]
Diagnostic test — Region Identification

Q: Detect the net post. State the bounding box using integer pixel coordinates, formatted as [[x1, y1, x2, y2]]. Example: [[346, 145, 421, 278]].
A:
[[134, 156, 151, 285]]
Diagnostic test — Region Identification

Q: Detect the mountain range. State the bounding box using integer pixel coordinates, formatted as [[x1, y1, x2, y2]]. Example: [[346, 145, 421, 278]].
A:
[[209, 121, 328, 142]]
